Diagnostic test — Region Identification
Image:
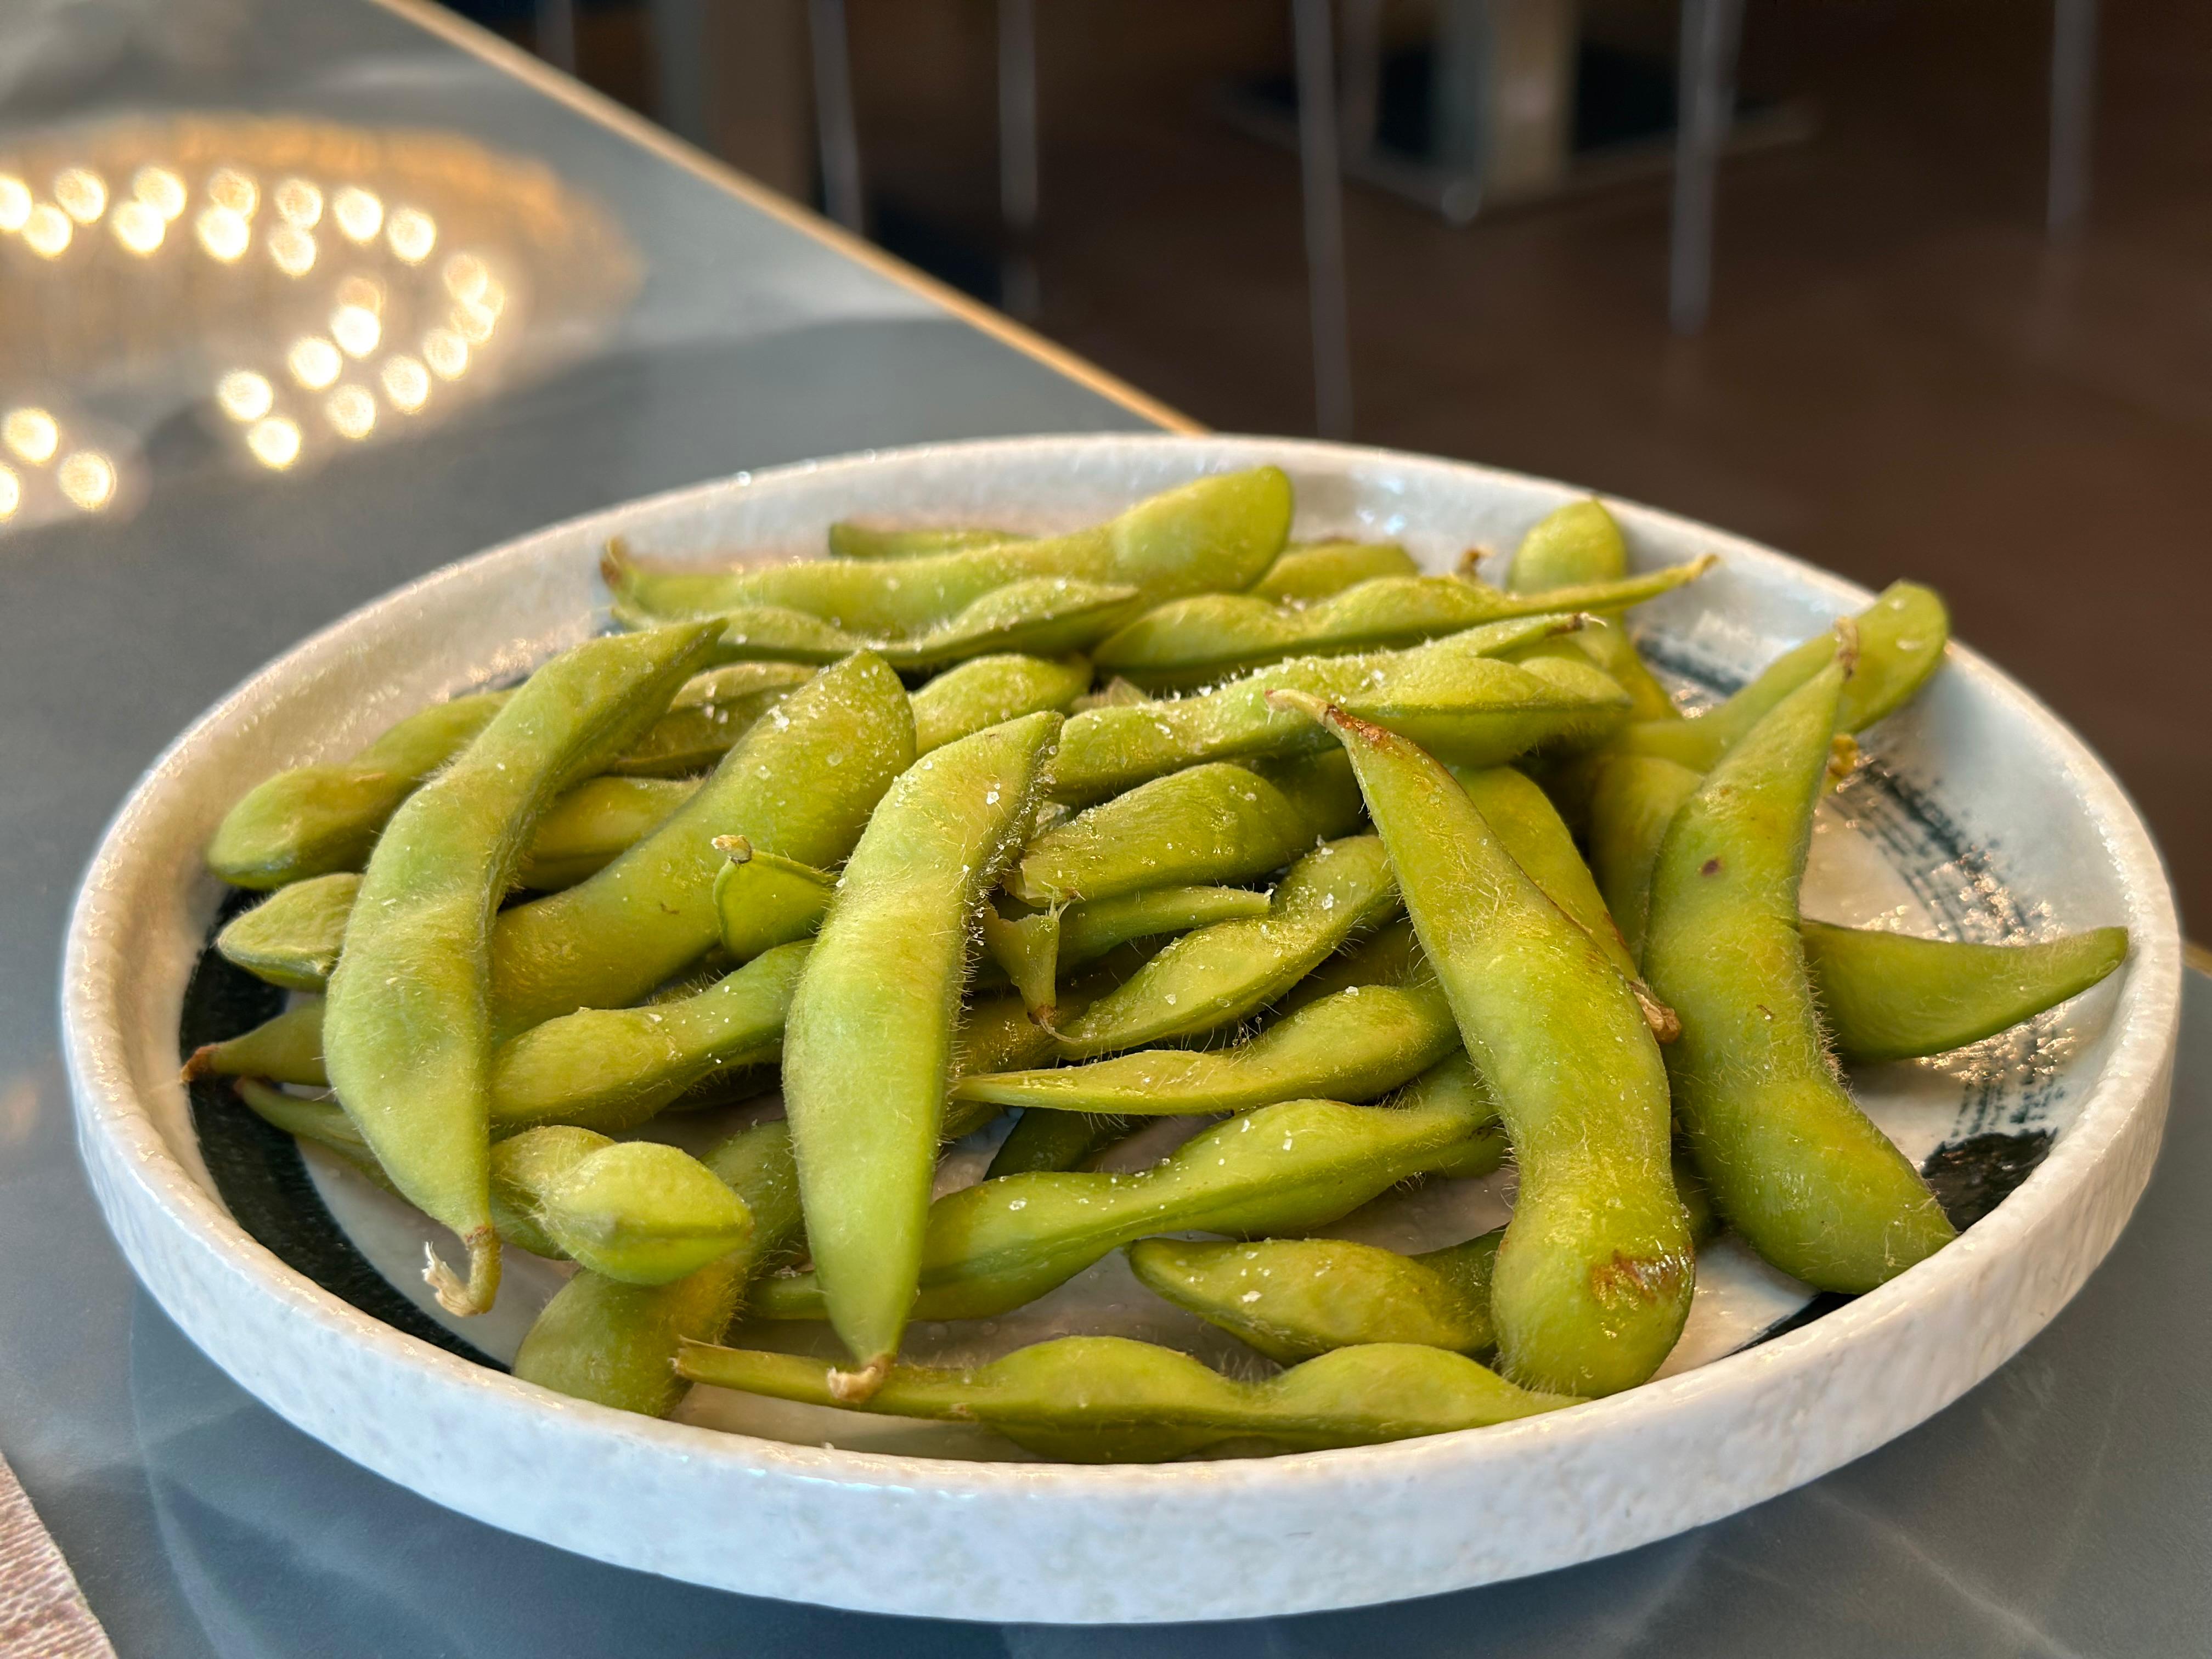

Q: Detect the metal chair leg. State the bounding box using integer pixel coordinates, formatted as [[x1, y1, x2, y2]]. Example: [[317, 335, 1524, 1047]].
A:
[[1669, 0, 1743, 335], [537, 0, 578, 75], [1291, 0, 1355, 439], [2047, 0, 2097, 234], [997, 0, 1041, 315], [647, 0, 710, 148], [808, 0, 866, 232]]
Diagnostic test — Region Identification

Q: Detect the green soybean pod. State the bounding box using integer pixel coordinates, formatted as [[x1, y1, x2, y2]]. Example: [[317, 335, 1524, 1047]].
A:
[[697, 579, 1142, 672], [232, 1076, 382, 1169], [519, 776, 700, 890], [828, 523, 1025, 558], [606, 467, 1293, 630], [1451, 766, 1640, 984], [953, 977, 1456, 1117], [1506, 498, 1627, 591], [1805, 920, 2129, 1064], [488, 650, 913, 1036], [753, 1069, 1504, 1325], [712, 836, 838, 962], [1273, 690, 1692, 1396], [603, 662, 814, 777], [489, 941, 808, 1133], [1046, 619, 1624, 803], [1128, 1153, 1720, 1363], [1618, 581, 1949, 771], [1057, 885, 1273, 963], [514, 1118, 803, 1417], [488, 1127, 754, 1285], [1128, 1235, 1495, 1363], [782, 709, 1063, 1399], [984, 1109, 1133, 1178], [1093, 560, 1712, 690], [206, 691, 511, 888], [1050, 835, 1398, 1059], [215, 872, 358, 990], [1249, 540, 1419, 603], [184, 995, 328, 1087], [1585, 753, 1704, 965], [676, 1336, 1575, 1463], [324, 623, 721, 1316], [1011, 747, 1363, 906], [910, 654, 1093, 754], [1643, 650, 1956, 1292]]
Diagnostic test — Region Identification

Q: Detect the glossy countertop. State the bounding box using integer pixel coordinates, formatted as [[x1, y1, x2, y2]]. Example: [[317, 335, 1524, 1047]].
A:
[[1, 2, 2205, 1652]]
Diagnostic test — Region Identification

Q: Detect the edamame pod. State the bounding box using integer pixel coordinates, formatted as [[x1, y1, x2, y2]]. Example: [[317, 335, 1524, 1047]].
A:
[[324, 623, 722, 1316], [1128, 1235, 1496, 1363], [487, 1126, 753, 1284], [828, 523, 1023, 558], [1502, 500, 1679, 723], [489, 941, 808, 1132], [520, 776, 699, 890], [675, 1336, 1573, 1462], [1643, 649, 1956, 1291], [514, 1118, 804, 1417], [606, 468, 1293, 630], [782, 710, 1063, 1397], [489, 651, 913, 1036], [1048, 618, 1622, 803], [199, 945, 800, 1131], [1274, 690, 1693, 1396], [1093, 560, 1713, 690], [953, 977, 1456, 1116], [1011, 747, 1363, 905], [1129, 1153, 1721, 1363], [1056, 885, 1273, 962], [1249, 540, 1419, 602], [184, 995, 327, 1087], [700, 579, 1142, 670], [603, 662, 814, 777], [910, 653, 1093, 754], [1805, 919, 2129, 1064], [1451, 764, 1674, 1036], [1506, 499, 1627, 592], [216, 872, 358, 990], [754, 1068, 1505, 1324], [1617, 582, 1949, 770], [206, 690, 510, 888], [712, 836, 839, 961], [984, 1109, 1132, 1178], [1049, 835, 1397, 1058], [239, 1082, 752, 1283], [1585, 753, 1703, 964]]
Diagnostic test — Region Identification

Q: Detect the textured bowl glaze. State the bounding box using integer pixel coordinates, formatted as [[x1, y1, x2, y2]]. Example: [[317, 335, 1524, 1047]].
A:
[[63, 436, 2181, 1622]]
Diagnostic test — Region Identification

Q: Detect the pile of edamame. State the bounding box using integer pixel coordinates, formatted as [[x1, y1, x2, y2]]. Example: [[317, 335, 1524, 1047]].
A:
[[192, 469, 2130, 1462]]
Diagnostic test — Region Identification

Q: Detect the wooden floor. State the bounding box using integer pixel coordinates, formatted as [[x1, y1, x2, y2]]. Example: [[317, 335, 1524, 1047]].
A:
[[575, 0, 2212, 929]]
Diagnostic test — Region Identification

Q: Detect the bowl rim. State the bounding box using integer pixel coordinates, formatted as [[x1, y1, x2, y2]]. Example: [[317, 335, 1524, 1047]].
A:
[[60, 432, 2184, 1572]]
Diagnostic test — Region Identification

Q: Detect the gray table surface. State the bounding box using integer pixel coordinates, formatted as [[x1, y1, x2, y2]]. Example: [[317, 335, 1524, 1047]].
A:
[[3, 3, 2206, 1653]]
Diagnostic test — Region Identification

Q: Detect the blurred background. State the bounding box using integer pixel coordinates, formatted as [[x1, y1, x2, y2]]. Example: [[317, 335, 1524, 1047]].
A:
[[2, 0, 2203, 921], [461, 0, 2206, 922]]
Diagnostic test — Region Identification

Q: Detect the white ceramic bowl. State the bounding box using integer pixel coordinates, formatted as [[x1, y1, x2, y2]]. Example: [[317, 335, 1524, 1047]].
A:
[[63, 436, 2182, 1622]]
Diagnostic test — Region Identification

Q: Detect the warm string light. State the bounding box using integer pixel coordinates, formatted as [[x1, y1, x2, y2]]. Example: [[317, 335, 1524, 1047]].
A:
[[216, 370, 274, 421], [330, 303, 381, 359], [23, 204, 71, 258], [109, 199, 165, 256], [246, 417, 301, 469], [381, 355, 430, 412], [287, 337, 342, 391], [332, 185, 382, 242], [195, 205, 249, 262], [0, 176, 31, 232], [57, 450, 117, 511], [387, 206, 436, 264], [133, 166, 186, 221], [326, 385, 376, 439], [207, 167, 258, 217], [0, 466, 19, 520], [274, 177, 323, 227], [3, 408, 60, 465], [53, 167, 107, 224], [422, 328, 469, 380]]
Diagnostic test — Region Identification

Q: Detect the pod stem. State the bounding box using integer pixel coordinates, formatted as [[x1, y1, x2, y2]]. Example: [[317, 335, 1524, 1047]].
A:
[[180, 1045, 217, 1084], [713, 834, 754, 864], [827, 1356, 891, 1404], [423, 1229, 502, 1317], [1630, 980, 1682, 1043]]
